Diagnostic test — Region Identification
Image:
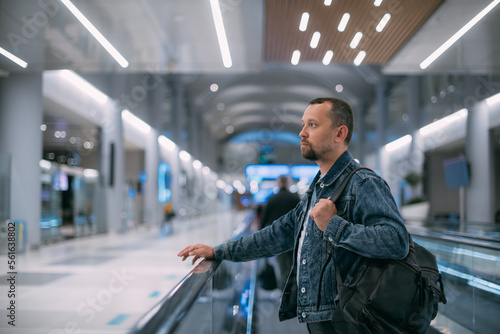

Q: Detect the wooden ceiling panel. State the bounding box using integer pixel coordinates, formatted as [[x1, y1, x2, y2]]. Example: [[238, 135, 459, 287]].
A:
[[265, 0, 444, 64]]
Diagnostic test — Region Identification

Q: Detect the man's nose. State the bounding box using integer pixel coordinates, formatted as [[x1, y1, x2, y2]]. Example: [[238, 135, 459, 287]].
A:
[[299, 126, 306, 137]]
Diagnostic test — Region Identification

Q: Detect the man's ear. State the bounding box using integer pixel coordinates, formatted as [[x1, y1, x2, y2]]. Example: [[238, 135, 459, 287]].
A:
[[335, 125, 349, 143]]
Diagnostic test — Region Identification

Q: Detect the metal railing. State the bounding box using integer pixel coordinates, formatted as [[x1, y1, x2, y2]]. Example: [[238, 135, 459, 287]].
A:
[[129, 211, 258, 334]]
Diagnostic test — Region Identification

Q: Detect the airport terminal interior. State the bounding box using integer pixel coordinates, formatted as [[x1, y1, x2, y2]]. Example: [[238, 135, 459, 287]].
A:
[[1, 0, 500, 333]]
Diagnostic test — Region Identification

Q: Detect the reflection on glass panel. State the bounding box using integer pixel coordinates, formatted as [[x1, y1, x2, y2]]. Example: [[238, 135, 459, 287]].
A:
[[413, 236, 500, 333], [173, 260, 256, 334]]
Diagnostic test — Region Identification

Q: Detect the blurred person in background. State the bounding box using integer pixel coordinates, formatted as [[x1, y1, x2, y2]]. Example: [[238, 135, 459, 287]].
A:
[[260, 175, 300, 289]]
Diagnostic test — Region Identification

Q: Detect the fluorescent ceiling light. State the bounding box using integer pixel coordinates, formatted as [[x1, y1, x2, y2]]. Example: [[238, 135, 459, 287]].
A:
[[420, 0, 500, 69], [310, 31, 321, 48], [39, 160, 52, 169], [158, 135, 176, 151], [324, 0, 333, 6], [224, 185, 233, 195], [353, 50, 366, 66], [376, 13, 391, 32], [0, 47, 28, 68], [350, 32, 363, 49], [83, 169, 99, 178], [60, 0, 128, 68], [209, 0, 232, 68], [419, 108, 468, 136], [60, 70, 109, 104], [216, 179, 226, 189], [486, 92, 500, 106], [374, 0, 383, 7], [122, 109, 151, 134], [179, 150, 192, 162], [385, 134, 412, 152], [202, 166, 211, 175], [299, 12, 309, 31], [322, 50, 334, 65], [291, 50, 301, 65], [338, 13, 350, 32], [193, 160, 202, 169]]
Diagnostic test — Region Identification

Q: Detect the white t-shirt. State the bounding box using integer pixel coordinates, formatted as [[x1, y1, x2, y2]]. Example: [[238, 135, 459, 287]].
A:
[[296, 174, 324, 281]]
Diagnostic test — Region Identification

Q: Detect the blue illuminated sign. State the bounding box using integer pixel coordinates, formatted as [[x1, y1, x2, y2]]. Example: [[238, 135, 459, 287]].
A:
[[245, 164, 290, 181], [158, 162, 172, 203]]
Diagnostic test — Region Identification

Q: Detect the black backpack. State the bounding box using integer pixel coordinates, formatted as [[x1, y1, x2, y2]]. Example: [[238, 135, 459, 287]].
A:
[[329, 168, 447, 333], [331, 235, 447, 333]]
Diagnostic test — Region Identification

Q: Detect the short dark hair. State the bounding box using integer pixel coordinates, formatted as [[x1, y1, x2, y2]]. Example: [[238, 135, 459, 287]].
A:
[[309, 97, 354, 144]]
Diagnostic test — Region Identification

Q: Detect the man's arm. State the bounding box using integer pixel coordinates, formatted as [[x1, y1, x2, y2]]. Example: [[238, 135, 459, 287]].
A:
[[318, 176, 409, 260], [178, 244, 215, 265], [178, 206, 299, 264]]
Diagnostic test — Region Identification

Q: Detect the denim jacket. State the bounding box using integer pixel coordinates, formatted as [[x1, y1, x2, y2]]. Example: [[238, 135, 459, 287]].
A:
[[214, 150, 409, 323]]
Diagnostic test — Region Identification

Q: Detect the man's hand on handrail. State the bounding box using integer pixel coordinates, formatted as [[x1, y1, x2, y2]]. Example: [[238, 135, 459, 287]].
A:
[[178, 244, 215, 265]]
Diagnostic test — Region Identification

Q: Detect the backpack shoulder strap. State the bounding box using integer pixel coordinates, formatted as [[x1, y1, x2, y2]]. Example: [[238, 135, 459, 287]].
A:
[[330, 167, 373, 203]]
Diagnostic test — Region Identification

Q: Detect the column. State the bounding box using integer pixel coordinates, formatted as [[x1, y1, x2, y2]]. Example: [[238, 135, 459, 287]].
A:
[[355, 103, 366, 163], [101, 104, 125, 233], [376, 79, 388, 172], [465, 101, 494, 222], [170, 77, 185, 147], [0, 73, 43, 249]]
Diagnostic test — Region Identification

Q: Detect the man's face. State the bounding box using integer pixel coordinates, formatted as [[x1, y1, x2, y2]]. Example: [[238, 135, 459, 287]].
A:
[[299, 102, 337, 162]]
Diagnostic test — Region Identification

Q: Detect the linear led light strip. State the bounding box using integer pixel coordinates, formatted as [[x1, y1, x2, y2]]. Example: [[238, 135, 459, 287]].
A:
[[385, 108, 468, 152], [60, 0, 129, 68], [122, 109, 151, 134], [419, 108, 468, 136], [159, 135, 210, 171], [420, 0, 500, 69], [385, 134, 412, 152], [209, 0, 232, 68], [0, 47, 28, 68], [60, 70, 109, 104]]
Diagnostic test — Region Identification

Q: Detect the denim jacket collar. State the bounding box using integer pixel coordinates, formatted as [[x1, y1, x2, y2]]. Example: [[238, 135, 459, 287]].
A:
[[306, 150, 354, 197]]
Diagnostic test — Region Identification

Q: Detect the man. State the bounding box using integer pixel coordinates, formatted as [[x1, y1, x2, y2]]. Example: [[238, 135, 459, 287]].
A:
[[260, 175, 300, 289], [178, 97, 409, 333]]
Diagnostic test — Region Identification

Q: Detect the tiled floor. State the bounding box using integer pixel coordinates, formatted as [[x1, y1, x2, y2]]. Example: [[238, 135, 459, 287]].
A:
[[0, 210, 246, 334]]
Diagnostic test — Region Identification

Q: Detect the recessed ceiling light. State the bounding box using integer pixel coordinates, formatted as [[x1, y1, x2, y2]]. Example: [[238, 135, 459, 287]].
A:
[[376, 13, 391, 32], [338, 13, 350, 32], [324, 0, 333, 6], [310, 31, 321, 49], [210, 83, 219, 92], [353, 50, 366, 66], [350, 32, 363, 49], [299, 12, 309, 32], [291, 50, 301, 65], [335, 84, 344, 92], [374, 0, 383, 7], [322, 50, 334, 65]]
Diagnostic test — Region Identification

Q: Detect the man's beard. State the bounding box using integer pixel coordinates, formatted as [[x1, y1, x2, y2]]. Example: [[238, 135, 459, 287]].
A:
[[301, 145, 319, 161]]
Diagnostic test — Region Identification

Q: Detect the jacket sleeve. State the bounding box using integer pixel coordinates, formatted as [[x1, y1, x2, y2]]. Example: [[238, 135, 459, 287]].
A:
[[323, 176, 409, 260], [214, 206, 298, 262]]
